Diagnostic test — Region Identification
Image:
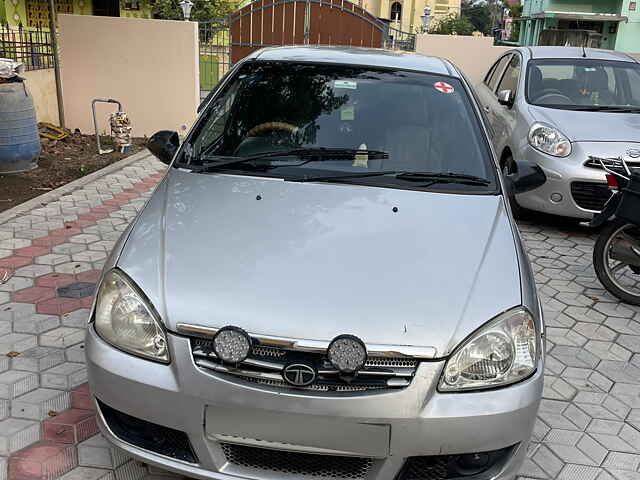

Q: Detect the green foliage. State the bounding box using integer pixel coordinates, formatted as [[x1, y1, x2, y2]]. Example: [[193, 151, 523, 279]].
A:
[[461, 2, 492, 35], [508, 3, 522, 42], [429, 13, 475, 36], [151, 0, 234, 22]]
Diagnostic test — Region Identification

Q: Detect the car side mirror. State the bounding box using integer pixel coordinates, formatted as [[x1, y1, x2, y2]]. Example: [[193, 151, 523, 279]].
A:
[[508, 160, 546, 194], [148, 130, 179, 165], [497, 89, 514, 107]]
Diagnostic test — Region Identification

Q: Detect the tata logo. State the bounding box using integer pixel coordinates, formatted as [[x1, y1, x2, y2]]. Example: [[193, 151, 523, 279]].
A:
[[626, 149, 640, 159], [282, 363, 316, 387]]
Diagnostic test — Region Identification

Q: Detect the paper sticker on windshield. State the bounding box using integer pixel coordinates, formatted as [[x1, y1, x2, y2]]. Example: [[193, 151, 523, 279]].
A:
[[434, 81, 455, 94], [334, 80, 358, 89], [340, 106, 355, 121]]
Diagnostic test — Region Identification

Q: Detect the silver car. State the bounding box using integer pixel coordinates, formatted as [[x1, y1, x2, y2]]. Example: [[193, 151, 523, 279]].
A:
[[476, 46, 640, 219], [86, 46, 545, 480]]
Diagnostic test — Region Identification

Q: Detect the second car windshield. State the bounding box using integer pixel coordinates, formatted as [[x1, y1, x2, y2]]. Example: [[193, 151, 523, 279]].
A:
[[526, 59, 640, 110], [186, 62, 495, 190]]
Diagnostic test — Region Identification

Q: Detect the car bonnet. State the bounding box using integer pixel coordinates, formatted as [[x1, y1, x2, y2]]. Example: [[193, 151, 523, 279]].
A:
[[116, 169, 523, 358]]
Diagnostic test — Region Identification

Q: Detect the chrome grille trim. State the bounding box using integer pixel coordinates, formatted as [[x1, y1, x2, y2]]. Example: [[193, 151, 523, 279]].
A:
[[584, 157, 640, 170], [190, 336, 417, 393], [177, 323, 437, 358]]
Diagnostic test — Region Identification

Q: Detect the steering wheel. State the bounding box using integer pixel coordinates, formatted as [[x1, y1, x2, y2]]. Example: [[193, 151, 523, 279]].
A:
[[535, 91, 572, 104], [247, 122, 298, 137]]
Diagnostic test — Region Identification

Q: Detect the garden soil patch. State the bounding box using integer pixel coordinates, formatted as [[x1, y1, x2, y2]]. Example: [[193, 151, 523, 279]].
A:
[[0, 133, 146, 213]]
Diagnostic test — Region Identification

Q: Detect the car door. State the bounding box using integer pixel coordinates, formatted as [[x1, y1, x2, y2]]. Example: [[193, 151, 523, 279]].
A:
[[477, 54, 513, 140], [492, 53, 522, 157]]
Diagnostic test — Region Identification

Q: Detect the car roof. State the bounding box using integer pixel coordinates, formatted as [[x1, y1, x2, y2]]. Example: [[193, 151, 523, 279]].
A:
[[246, 45, 457, 76], [522, 46, 638, 62]]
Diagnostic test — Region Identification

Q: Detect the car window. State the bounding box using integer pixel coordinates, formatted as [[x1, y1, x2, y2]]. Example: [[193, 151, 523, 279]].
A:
[[489, 55, 512, 92], [629, 68, 640, 103], [484, 61, 499, 86], [526, 59, 640, 109], [496, 55, 521, 95], [185, 62, 497, 191]]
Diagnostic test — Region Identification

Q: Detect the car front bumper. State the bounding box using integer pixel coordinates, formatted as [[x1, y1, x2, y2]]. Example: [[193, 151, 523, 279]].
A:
[[86, 326, 543, 480], [514, 141, 640, 219]]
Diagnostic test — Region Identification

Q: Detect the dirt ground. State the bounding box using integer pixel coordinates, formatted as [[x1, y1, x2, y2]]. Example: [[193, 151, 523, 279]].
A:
[[0, 134, 146, 213]]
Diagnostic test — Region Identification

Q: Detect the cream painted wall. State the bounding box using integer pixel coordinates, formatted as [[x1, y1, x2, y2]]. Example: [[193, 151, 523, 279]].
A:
[[415, 34, 511, 84], [22, 69, 59, 125], [58, 14, 199, 137]]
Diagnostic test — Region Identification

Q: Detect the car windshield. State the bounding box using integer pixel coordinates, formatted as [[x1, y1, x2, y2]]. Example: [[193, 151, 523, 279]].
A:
[[526, 59, 640, 110], [184, 62, 496, 191]]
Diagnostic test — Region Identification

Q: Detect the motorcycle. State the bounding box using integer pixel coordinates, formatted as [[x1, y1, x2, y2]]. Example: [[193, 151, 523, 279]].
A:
[[590, 156, 640, 305]]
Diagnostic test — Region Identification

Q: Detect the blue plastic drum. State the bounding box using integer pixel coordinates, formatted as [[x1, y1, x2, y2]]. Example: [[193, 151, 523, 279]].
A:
[[0, 82, 41, 173]]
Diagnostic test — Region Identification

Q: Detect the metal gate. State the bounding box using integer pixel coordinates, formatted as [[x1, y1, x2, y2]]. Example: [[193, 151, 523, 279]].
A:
[[198, 0, 415, 97], [228, 0, 384, 63]]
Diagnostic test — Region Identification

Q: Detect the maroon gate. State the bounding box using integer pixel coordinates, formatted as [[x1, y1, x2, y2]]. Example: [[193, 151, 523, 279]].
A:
[[229, 0, 385, 64]]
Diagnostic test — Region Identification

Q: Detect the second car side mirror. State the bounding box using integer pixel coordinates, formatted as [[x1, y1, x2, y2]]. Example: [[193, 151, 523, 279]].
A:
[[147, 130, 179, 165], [508, 161, 546, 194], [497, 89, 514, 107]]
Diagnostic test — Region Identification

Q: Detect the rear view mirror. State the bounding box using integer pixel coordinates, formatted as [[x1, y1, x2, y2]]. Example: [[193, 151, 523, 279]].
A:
[[148, 130, 179, 165], [508, 161, 546, 194], [497, 89, 514, 107]]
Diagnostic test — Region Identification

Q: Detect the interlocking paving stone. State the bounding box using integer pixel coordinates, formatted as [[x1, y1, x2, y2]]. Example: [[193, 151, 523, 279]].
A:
[[57, 284, 96, 300], [11, 347, 65, 373], [0, 371, 38, 399], [0, 418, 41, 455], [11, 388, 71, 420], [41, 364, 86, 391]]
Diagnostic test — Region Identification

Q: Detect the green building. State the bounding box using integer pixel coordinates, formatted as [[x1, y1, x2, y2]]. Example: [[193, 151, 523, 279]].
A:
[[1, 0, 153, 28], [519, 0, 640, 52]]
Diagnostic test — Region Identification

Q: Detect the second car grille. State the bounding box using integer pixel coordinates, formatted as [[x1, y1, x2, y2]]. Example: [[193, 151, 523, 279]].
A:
[[190, 338, 418, 393], [221, 443, 373, 479], [570, 182, 612, 211]]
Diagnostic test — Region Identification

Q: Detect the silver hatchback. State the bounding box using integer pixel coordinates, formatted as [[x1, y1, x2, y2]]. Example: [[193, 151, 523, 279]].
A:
[[86, 46, 545, 480], [476, 46, 640, 219]]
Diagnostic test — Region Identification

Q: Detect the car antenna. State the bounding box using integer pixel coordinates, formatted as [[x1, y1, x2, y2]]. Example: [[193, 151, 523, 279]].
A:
[[582, 43, 587, 58]]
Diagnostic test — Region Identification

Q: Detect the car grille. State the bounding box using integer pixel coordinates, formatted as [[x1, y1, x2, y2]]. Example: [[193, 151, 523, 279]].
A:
[[190, 338, 418, 393], [221, 442, 373, 479], [584, 157, 640, 170], [571, 182, 612, 211], [398, 456, 449, 480]]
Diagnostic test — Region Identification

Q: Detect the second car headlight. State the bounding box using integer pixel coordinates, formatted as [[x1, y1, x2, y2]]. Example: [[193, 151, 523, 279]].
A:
[[439, 307, 538, 392], [528, 123, 572, 158], [94, 269, 170, 363]]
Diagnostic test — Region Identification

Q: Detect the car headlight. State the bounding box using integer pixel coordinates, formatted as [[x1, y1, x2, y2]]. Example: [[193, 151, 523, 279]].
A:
[[439, 307, 538, 392], [94, 269, 169, 363], [528, 123, 571, 158]]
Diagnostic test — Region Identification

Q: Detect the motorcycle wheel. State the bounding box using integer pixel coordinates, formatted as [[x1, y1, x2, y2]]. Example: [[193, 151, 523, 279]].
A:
[[593, 218, 640, 306]]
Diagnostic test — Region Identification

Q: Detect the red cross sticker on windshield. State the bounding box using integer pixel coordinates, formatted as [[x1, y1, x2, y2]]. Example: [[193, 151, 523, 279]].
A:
[[434, 82, 455, 94]]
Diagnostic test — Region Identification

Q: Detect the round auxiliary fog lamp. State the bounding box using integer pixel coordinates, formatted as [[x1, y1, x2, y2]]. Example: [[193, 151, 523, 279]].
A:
[[213, 326, 252, 364], [327, 334, 367, 374]]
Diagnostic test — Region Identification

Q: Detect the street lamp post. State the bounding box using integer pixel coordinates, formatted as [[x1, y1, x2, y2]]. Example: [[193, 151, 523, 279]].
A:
[[420, 6, 432, 33], [179, 0, 194, 20]]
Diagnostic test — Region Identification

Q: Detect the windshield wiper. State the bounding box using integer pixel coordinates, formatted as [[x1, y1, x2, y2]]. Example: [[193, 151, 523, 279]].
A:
[[394, 171, 492, 186], [191, 148, 389, 172], [547, 105, 640, 113]]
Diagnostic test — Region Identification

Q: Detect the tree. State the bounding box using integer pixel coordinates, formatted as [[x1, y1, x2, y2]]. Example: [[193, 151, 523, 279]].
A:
[[508, 3, 523, 42], [151, 0, 234, 22], [429, 13, 475, 35], [461, 1, 492, 34]]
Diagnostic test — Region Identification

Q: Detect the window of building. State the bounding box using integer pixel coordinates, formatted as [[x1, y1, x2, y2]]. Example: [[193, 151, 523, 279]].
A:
[[390, 2, 402, 21], [26, 0, 73, 28]]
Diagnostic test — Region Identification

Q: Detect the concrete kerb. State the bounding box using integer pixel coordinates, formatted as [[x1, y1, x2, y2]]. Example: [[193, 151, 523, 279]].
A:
[[0, 149, 155, 226]]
